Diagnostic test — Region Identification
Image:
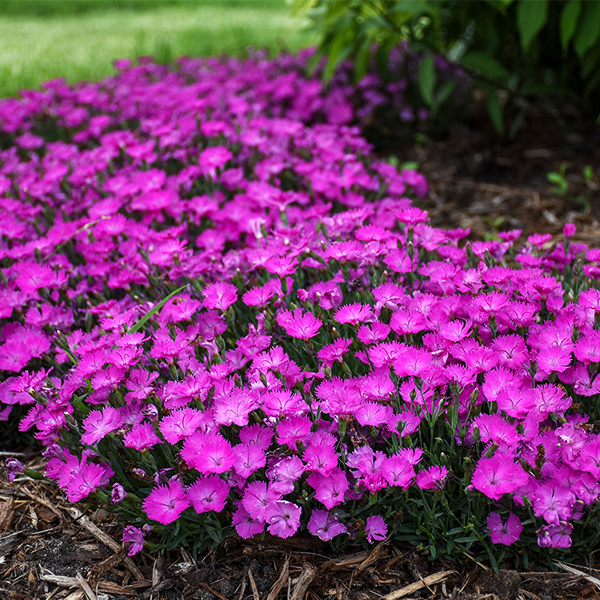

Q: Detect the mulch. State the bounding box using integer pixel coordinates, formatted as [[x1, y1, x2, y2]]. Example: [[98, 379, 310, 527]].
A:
[[1, 108, 600, 600]]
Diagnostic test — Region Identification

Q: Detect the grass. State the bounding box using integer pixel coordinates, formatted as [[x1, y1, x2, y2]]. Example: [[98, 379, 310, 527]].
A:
[[0, 0, 316, 98]]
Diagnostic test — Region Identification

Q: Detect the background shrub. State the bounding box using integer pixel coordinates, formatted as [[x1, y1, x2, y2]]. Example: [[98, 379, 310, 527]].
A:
[[295, 0, 600, 135]]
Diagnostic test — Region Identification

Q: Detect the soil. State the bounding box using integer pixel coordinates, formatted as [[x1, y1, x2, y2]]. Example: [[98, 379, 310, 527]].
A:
[[1, 107, 600, 600]]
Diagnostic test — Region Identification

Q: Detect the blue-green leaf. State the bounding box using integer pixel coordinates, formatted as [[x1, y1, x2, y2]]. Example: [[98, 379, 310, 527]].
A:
[[516, 0, 549, 51]]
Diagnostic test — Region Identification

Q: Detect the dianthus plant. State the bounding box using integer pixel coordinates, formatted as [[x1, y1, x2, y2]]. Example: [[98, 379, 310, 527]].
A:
[[1, 50, 600, 566]]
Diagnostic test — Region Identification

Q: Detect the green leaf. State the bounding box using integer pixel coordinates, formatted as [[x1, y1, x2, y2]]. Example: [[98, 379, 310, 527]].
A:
[[486, 90, 504, 134], [461, 51, 511, 83], [323, 26, 355, 80], [127, 285, 188, 334], [574, 0, 600, 57], [560, 0, 582, 51], [516, 0, 549, 51], [434, 79, 456, 106], [581, 40, 600, 78], [418, 53, 436, 106], [353, 37, 373, 82]]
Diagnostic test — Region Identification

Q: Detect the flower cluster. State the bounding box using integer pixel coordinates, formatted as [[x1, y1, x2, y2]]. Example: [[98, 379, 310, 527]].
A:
[[0, 48, 599, 561]]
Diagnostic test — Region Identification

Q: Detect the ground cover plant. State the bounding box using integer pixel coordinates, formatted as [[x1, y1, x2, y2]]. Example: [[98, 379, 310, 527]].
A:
[[1, 46, 600, 576]]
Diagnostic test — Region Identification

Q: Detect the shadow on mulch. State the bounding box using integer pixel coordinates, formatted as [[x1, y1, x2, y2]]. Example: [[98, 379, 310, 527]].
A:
[[1, 110, 600, 600], [373, 105, 600, 245]]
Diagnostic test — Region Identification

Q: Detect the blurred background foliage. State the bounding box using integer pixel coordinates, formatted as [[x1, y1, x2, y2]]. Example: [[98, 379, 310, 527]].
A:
[[294, 0, 600, 136], [0, 0, 316, 98]]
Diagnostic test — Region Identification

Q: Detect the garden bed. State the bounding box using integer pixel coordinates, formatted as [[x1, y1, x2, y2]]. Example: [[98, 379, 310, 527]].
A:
[[1, 47, 600, 600]]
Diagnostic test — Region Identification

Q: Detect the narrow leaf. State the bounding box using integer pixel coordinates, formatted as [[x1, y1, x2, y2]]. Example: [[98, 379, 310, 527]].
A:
[[127, 285, 188, 334], [418, 54, 437, 106], [516, 0, 549, 51], [461, 51, 511, 83], [574, 1, 600, 57], [486, 90, 504, 134], [560, 0, 581, 51]]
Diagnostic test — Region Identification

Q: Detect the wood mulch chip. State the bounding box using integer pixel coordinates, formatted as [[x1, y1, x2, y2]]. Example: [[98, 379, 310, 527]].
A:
[[1, 110, 600, 600]]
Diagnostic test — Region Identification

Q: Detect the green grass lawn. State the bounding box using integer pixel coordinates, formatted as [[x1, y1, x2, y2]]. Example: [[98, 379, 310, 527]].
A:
[[0, 0, 316, 98]]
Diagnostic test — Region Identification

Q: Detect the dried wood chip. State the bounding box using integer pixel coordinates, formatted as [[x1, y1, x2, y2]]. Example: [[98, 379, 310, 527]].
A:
[[322, 552, 369, 570], [0, 497, 14, 534], [266, 557, 289, 600], [152, 554, 164, 587], [381, 571, 456, 600], [248, 568, 260, 600], [75, 572, 97, 600], [356, 541, 388, 574], [63, 505, 146, 583], [20, 487, 64, 521], [199, 580, 231, 600], [40, 571, 79, 587], [96, 581, 142, 596], [555, 561, 600, 590], [290, 564, 316, 600]]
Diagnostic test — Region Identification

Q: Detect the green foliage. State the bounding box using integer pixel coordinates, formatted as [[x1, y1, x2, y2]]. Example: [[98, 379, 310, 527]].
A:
[[295, 0, 600, 134], [546, 163, 598, 212]]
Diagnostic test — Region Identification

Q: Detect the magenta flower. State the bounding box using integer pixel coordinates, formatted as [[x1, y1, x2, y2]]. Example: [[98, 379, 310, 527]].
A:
[[187, 475, 229, 514], [111, 483, 127, 505], [159, 408, 205, 444], [5, 457, 24, 482], [265, 501, 302, 539], [199, 146, 233, 178], [81, 406, 124, 445], [303, 440, 338, 476], [231, 504, 264, 539], [276, 416, 312, 449], [487, 512, 522, 546], [181, 431, 235, 474], [537, 523, 573, 549], [307, 468, 349, 509], [471, 456, 529, 501], [357, 322, 391, 344], [276, 309, 322, 340], [394, 207, 429, 226], [233, 443, 266, 478], [381, 454, 415, 489], [307, 509, 347, 541], [317, 338, 352, 368], [143, 479, 190, 525], [355, 402, 393, 428], [334, 303, 375, 325], [66, 459, 114, 503], [531, 485, 575, 525], [124, 421, 162, 451], [268, 455, 305, 495], [122, 525, 145, 556], [241, 481, 280, 522], [213, 389, 258, 426], [365, 516, 387, 543], [416, 465, 449, 491], [202, 282, 238, 311]]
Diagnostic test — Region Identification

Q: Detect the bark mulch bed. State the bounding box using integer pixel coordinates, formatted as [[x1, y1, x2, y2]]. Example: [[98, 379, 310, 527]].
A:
[[1, 111, 600, 600]]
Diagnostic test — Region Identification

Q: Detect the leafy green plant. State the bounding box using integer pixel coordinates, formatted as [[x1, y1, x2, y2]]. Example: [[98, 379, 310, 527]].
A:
[[294, 0, 600, 135], [547, 163, 598, 212]]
